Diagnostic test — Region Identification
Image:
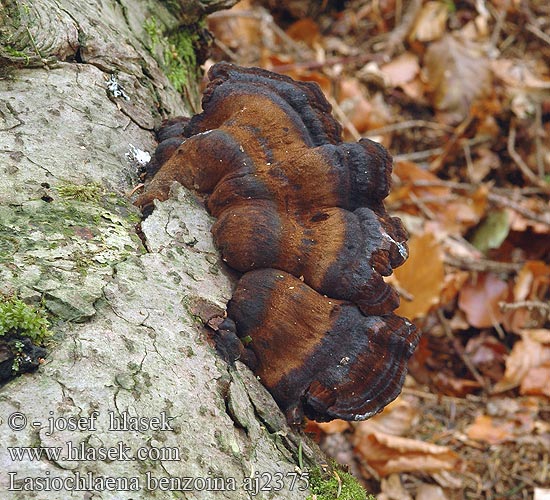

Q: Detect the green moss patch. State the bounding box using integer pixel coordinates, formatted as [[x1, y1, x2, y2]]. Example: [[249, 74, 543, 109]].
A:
[[143, 15, 202, 104], [0, 295, 51, 345], [307, 466, 374, 500]]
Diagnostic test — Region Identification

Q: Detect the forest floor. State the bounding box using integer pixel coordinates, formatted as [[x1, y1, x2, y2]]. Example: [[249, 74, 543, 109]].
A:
[[205, 1, 550, 498]]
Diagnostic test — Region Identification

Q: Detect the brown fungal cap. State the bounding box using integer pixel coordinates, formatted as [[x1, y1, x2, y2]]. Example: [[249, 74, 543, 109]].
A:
[[227, 269, 420, 423], [135, 62, 419, 422]]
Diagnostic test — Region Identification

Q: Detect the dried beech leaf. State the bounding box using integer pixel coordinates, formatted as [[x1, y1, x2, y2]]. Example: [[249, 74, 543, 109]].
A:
[[389, 160, 451, 217], [464, 334, 506, 382], [394, 231, 445, 319], [494, 329, 550, 393], [458, 273, 508, 328], [507, 261, 550, 331], [208, 0, 261, 59], [441, 184, 489, 233], [513, 261, 550, 301], [380, 474, 413, 500], [416, 483, 451, 500], [354, 432, 459, 477], [314, 419, 351, 434], [380, 52, 420, 88], [354, 396, 419, 437], [286, 18, 321, 47], [465, 414, 515, 444], [408, 1, 450, 42], [470, 147, 501, 183], [424, 35, 491, 123], [521, 364, 550, 397], [491, 59, 550, 91], [440, 271, 469, 304]]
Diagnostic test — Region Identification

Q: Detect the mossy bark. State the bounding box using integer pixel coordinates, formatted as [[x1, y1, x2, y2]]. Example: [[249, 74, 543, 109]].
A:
[[0, 1, 326, 498]]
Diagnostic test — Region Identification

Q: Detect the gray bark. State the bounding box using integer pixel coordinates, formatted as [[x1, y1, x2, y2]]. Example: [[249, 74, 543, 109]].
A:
[[0, 1, 325, 498]]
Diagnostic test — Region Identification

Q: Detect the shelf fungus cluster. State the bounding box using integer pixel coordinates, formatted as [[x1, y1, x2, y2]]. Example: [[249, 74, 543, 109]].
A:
[[135, 62, 420, 423]]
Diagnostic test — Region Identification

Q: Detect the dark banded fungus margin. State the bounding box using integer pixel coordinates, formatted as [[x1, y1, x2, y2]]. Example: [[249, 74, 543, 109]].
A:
[[135, 62, 420, 424]]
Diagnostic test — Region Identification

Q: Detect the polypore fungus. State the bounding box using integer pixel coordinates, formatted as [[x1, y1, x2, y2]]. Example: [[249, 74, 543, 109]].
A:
[[135, 62, 420, 423]]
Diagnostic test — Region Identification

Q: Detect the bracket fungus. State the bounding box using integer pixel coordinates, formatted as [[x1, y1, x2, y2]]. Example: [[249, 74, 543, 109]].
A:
[[135, 62, 420, 423]]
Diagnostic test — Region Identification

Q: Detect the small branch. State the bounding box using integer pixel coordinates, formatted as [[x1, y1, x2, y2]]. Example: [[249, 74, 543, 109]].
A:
[[444, 255, 523, 274], [488, 192, 550, 226], [404, 179, 550, 227], [363, 120, 455, 137], [212, 38, 238, 61], [526, 23, 550, 46], [488, 0, 508, 53], [381, 0, 423, 58], [507, 121, 549, 189], [535, 102, 545, 179], [429, 115, 474, 172], [437, 309, 491, 393], [394, 146, 444, 162], [499, 300, 550, 318], [327, 96, 361, 141], [401, 387, 484, 403], [270, 53, 376, 73]]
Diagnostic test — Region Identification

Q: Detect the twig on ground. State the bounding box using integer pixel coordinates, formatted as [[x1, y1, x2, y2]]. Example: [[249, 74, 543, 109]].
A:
[[380, 0, 422, 58], [405, 180, 550, 227], [364, 120, 455, 137], [213, 38, 238, 61], [394, 146, 444, 162], [535, 102, 545, 179], [507, 121, 549, 189], [488, 0, 509, 54], [437, 309, 491, 393], [270, 53, 376, 73], [430, 115, 473, 172], [402, 387, 484, 403], [526, 23, 550, 46], [408, 191, 436, 219], [488, 192, 550, 226], [499, 300, 550, 318], [444, 255, 523, 274], [327, 96, 362, 141]]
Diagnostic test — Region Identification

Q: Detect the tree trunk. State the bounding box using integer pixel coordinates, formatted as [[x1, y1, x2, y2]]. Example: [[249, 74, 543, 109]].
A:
[[0, 1, 326, 498]]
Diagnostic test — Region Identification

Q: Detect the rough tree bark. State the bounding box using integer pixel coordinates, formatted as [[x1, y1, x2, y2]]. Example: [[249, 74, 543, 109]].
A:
[[0, 1, 327, 498]]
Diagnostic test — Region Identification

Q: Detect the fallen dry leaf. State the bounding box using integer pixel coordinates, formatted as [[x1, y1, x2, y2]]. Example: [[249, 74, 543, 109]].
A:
[[416, 483, 451, 500], [394, 231, 445, 319], [440, 271, 470, 305], [314, 419, 350, 434], [285, 18, 321, 47], [424, 35, 491, 123], [458, 273, 509, 328], [354, 432, 459, 477], [441, 185, 489, 233], [380, 52, 420, 88], [379, 474, 413, 500], [408, 1, 449, 43], [491, 59, 550, 91], [520, 364, 550, 397], [469, 147, 501, 183], [494, 329, 550, 393], [354, 396, 419, 437], [506, 260, 550, 332], [464, 334, 506, 382], [208, 0, 262, 61], [465, 414, 515, 444]]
